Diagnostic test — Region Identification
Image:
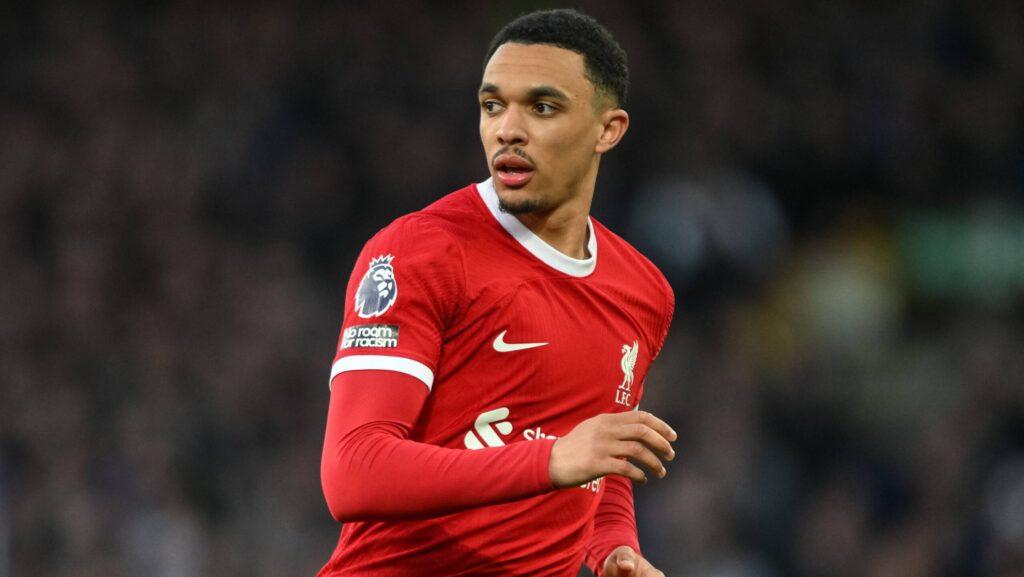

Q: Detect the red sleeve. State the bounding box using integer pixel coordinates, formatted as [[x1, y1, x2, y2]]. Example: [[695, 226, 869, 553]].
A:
[[334, 215, 465, 375], [320, 369, 557, 522], [321, 214, 558, 521], [584, 474, 642, 577]]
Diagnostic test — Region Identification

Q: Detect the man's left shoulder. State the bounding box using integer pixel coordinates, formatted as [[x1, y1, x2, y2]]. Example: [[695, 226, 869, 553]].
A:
[[593, 219, 676, 358], [593, 219, 674, 302]]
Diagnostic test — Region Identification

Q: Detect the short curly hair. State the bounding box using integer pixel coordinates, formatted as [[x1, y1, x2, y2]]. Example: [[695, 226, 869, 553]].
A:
[[483, 9, 629, 108]]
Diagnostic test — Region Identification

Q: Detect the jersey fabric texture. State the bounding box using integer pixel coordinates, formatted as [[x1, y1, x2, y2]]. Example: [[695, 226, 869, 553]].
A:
[[319, 179, 675, 577]]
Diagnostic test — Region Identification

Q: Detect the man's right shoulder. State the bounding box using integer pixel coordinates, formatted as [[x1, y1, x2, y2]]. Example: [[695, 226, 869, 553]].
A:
[[346, 185, 483, 323]]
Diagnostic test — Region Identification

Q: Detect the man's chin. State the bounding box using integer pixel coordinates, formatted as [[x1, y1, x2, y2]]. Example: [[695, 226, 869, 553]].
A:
[[495, 187, 546, 215], [498, 197, 545, 215]]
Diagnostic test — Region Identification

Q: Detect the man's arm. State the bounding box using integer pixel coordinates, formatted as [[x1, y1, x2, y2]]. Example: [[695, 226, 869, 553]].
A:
[[321, 369, 554, 521], [320, 370, 677, 522], [584, 475, 664, 577], [585, 474, 641, 575]]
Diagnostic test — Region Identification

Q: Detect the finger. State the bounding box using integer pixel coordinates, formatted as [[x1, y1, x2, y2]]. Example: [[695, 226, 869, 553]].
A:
[[603, 411, 677, 444], [629, 556, 664, 577], [633, 411, 678, 443], [607, 457, 648, 484], [613, 440, 667, 478], [610, 412, 677, 458], [617, 423, 675, 462]]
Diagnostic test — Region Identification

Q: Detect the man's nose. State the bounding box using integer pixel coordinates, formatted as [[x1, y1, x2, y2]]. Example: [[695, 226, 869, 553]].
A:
[[496, 107, 528, 146]]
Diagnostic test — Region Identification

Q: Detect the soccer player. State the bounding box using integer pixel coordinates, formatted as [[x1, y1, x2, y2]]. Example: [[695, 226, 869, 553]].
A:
[[318, 9, 676, 577]]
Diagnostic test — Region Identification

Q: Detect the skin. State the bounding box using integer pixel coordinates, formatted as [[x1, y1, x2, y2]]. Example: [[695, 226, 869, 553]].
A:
[[479, 43, 629, 258], [480, 43, 675, 576], [605, 545, 666, 577]]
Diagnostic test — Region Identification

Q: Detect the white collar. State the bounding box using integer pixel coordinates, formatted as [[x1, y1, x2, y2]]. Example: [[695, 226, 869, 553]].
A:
[[476, 178, 597, 278]]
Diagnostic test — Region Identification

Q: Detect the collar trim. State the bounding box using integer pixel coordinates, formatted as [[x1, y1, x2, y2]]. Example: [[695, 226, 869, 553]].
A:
[[476, 178, 597, 278]]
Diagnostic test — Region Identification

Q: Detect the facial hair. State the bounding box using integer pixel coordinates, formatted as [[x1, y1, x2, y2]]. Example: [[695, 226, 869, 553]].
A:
[[498, 195, 547, 215]]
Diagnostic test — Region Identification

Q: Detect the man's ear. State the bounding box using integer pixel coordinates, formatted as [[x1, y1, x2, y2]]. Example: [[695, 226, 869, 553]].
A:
[[595, 108, 629, 154]]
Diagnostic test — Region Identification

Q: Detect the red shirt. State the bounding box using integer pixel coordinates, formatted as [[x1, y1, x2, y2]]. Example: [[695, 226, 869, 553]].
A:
[[319, 179, 674, 577]]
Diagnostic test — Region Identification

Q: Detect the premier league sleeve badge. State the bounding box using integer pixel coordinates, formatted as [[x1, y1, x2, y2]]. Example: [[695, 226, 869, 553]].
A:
[[354, 254, 398, 318]]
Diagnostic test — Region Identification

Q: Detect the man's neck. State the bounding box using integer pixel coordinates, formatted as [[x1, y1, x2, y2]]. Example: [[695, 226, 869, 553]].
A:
[[514, 197, 592, 260]]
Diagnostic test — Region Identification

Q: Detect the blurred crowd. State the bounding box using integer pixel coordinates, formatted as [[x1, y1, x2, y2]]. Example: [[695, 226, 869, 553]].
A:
[[1, 1, 1022, 576]]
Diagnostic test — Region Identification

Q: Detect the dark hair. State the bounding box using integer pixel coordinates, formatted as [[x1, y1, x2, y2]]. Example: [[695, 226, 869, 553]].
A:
[[483, 9, 629, 108]]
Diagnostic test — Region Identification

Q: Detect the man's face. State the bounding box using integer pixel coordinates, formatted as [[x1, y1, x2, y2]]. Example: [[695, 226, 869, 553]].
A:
[[479, 43, 611, 216]]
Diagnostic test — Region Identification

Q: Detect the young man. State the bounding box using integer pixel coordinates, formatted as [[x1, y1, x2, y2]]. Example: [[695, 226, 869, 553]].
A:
[[319, 9, 676, 577]]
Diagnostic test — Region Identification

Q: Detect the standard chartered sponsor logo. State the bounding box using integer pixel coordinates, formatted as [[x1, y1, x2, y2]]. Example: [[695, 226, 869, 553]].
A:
[[464, 407, 513, 449], [340, 324, 399, 349]]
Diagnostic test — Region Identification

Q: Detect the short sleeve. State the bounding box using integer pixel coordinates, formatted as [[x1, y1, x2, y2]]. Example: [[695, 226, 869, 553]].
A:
[[329, 215, 465, 391]]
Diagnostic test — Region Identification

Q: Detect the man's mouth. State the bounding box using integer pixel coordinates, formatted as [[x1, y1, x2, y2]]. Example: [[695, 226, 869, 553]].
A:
[[494, 154, 535, 188]]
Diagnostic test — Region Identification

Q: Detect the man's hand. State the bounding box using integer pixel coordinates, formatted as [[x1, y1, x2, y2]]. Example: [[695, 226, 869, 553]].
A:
[[603, 545, 664, 577], [549, 411, 676, 488]]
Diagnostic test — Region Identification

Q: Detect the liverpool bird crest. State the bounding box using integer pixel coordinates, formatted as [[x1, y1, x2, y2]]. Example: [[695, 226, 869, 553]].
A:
[[620, 340, 639, 388]]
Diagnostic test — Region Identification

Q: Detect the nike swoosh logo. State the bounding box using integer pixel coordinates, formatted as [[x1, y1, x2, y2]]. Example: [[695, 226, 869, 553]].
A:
[[492, 330, 548, 352]]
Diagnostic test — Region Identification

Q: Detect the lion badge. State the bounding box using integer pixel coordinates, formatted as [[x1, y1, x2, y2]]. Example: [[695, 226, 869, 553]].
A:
[[355, 255, 397, 318]]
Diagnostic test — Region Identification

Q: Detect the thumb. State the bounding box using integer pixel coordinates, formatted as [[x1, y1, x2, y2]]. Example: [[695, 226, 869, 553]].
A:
[[605, 546, 638, 576]]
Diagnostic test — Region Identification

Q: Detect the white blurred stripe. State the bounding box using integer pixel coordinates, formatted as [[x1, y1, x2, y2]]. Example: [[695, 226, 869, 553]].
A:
[[329, 355, 434, 391]]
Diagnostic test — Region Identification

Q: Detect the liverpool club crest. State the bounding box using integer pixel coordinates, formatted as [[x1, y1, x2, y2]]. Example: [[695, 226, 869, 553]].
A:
[[616, 340, 639, 406], [355, 255, 397, 318]]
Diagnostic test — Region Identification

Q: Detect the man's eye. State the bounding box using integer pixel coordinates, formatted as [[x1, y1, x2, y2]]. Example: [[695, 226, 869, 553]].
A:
[[482, 101, 502, 113], [534, 102, 556, 115]]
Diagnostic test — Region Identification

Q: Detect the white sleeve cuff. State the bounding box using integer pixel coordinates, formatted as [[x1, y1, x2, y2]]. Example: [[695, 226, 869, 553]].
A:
[[329, 355, 434, 391]]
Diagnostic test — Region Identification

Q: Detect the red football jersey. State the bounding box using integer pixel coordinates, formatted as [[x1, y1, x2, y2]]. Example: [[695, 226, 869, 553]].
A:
[[319, 179, 674, 577]]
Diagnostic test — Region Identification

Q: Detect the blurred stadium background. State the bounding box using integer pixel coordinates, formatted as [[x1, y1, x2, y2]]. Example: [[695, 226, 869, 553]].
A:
[[2, 1, 1023, 576]]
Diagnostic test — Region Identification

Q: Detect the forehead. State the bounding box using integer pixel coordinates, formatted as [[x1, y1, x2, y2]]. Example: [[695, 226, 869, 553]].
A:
[[482, 43, 592, 99]]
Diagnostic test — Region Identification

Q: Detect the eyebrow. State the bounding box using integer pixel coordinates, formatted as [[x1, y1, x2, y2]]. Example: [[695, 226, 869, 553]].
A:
[[478, 83, 570, 102], [527, 85, 569, 102]]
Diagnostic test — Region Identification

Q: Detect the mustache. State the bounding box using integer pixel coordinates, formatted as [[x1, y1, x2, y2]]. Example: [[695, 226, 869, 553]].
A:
[[492, 146, 536, 167]]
